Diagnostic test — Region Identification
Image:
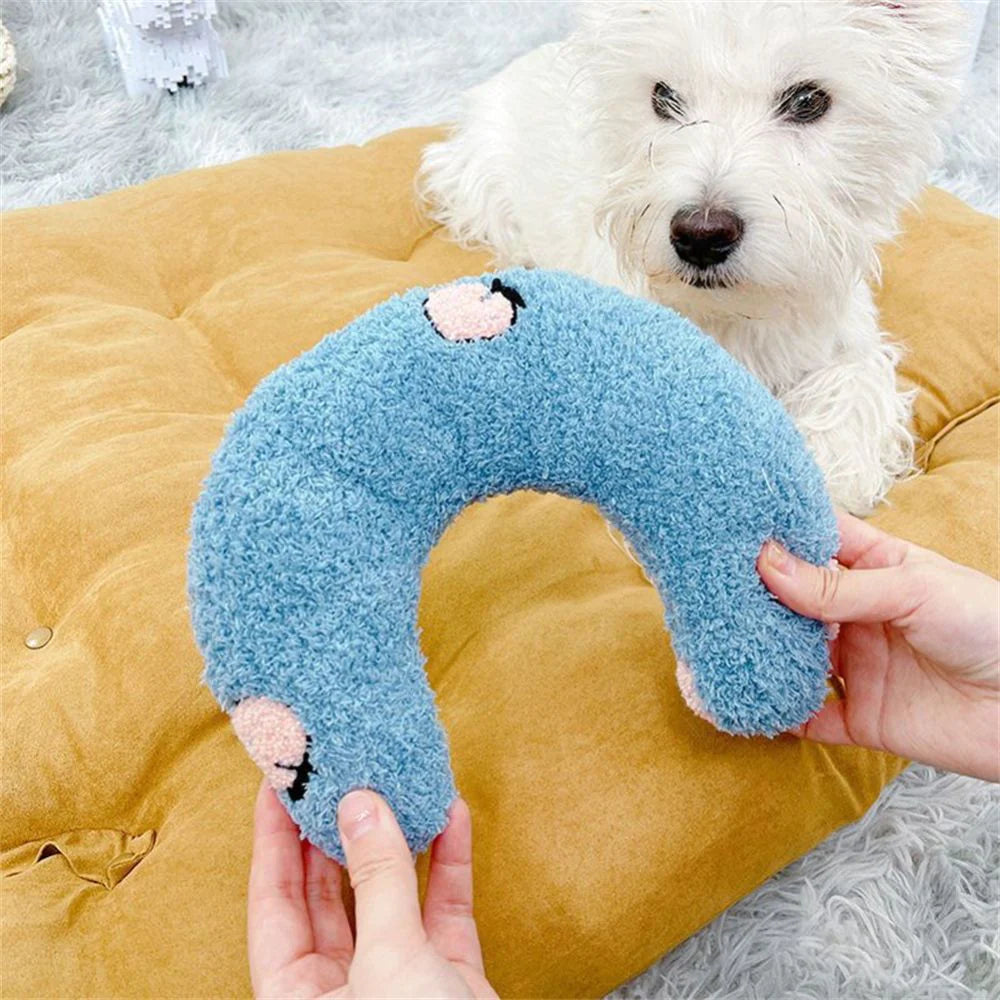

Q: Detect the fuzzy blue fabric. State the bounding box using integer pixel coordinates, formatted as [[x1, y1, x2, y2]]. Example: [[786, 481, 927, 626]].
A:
[[188, 268, 837, 860]]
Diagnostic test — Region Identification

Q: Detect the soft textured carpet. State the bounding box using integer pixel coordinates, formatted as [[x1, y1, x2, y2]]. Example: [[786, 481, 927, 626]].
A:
[[1, 2, 997, 998]]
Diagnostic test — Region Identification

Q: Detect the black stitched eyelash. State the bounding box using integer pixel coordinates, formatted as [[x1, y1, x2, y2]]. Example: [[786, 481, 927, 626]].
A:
[[652, 81, 684, 121], [276, 736, 315, 802], [776, 81, 832, 124], [490, 278, 526, 321]]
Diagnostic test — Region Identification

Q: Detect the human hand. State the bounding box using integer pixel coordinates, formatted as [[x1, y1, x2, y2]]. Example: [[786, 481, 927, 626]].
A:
[[758, 512, 1000, 781], [248, 782, 499, 999]]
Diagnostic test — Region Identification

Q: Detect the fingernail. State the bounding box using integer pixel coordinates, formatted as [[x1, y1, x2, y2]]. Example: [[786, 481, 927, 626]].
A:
[[338, 789, 378, 841], [764, 540, 795, 576]]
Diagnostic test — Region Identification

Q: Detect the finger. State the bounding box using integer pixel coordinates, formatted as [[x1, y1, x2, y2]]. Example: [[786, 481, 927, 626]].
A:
[[424, 799, 486, 974], [247, 782, 312, 992], [338, 789, 425, 954], [758, 542, 919, 624], [834, 511, 910, 569], [828, 632, 844, 682], [800, 700, 855, 747], [828, 664, 847, 700], [303, 842, 353, 966]]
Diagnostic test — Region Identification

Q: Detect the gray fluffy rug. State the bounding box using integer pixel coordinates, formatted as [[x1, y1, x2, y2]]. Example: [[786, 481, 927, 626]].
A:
[[2, 2, 998, 998]]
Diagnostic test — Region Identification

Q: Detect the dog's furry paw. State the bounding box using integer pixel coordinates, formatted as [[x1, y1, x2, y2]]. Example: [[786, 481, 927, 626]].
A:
[[783, 346, 917, 516]]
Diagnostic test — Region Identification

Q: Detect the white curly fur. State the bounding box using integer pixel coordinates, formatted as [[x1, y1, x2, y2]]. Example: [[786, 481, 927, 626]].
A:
[[420, 0, 969, 514]]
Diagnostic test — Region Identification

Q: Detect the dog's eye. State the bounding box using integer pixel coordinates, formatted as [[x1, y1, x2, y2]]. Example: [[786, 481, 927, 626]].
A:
[[652, 81, 684, 121], [777, 82, 831, 124]]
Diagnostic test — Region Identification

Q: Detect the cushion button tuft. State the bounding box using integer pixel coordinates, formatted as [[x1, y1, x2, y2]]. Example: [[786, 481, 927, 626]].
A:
[[24, 626, 53, 649]]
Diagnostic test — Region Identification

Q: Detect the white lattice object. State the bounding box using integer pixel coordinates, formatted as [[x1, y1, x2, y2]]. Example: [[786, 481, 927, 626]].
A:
[[0, 21, 16, 108], [98, 0, 228, 98]]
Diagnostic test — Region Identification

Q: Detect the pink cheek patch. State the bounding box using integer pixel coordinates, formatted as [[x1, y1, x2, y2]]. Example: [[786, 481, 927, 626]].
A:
[[230, 697, 308, 791], [424, 281, 515, 342], [676, 658, 717, 726]]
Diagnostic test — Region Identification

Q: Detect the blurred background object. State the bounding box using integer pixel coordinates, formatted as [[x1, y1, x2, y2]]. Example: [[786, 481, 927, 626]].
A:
[[0, 21, 16, 107], [98, 0, 228, 97]]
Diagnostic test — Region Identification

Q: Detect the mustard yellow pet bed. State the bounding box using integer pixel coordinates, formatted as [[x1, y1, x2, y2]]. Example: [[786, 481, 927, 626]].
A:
[[2, 127, 997, 999]]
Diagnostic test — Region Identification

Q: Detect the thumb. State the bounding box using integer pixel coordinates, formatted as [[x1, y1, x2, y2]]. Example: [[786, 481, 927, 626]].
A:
[[338, 789, 425, 953], [758, 540, 915, 624]]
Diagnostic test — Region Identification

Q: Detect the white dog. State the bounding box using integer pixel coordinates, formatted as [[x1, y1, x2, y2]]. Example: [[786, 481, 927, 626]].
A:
[[420, 0, 967, 514]]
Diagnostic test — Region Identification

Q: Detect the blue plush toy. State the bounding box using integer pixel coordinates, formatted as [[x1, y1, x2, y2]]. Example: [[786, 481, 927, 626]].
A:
[[188, 268, 837, 860]]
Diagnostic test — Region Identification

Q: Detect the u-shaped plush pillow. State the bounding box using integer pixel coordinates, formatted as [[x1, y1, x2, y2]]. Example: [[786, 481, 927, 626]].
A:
[[188, 268, 837, 860]]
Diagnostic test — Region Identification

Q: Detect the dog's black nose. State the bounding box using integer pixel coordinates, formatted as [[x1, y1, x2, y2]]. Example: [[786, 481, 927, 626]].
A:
[[670, 206, 744, 270]]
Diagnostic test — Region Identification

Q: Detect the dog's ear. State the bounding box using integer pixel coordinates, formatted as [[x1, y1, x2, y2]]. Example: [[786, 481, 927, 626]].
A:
[[576, 0, 654, 29], [863, 1, 914, 12], [851, 0, 969, 35], [849, 0, 969, 98]]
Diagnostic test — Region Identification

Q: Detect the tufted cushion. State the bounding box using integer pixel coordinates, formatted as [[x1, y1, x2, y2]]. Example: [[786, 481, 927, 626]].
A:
[[1, 127, 996, 999]]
